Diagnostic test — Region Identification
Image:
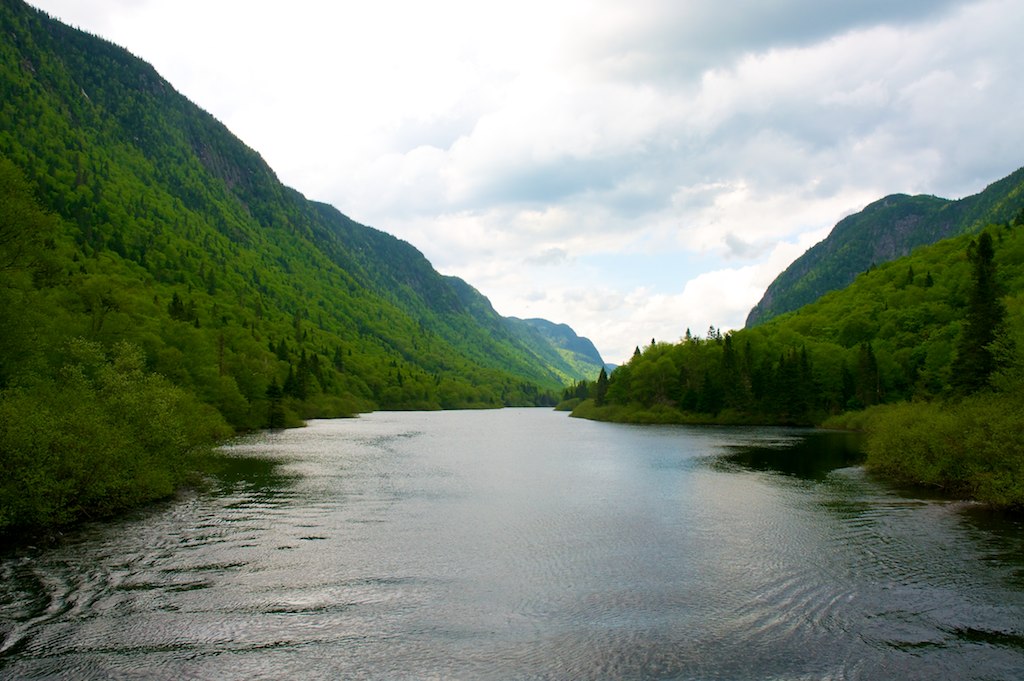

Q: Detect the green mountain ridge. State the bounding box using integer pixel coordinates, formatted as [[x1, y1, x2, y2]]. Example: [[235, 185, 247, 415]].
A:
[[572, 210, 1024, 505], [0, 0, 611, 529], [746, 166, 1024, 327], [511, 318, 606, 381], [0, 0, 603, 415]]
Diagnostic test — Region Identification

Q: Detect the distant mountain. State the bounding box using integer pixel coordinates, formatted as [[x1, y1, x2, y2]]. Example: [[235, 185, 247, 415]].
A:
[[511, 318, 605, 381], [0, 0, 602, 424], [745, 166, 1024, 327], [443, 278, 606, 383]]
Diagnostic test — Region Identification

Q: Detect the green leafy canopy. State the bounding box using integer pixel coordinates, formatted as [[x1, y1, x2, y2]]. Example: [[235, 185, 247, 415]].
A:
[[0, 1, 604, 531]]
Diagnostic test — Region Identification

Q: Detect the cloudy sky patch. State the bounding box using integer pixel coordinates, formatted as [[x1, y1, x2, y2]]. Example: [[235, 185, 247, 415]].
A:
[[29, 0, 1024, 363]]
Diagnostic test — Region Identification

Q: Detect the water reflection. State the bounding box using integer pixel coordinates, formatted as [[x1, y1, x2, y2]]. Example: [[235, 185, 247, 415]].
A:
[[209, 452, 297, 497], [719, 428, 865, 479], [0, 411, 1022, 680]]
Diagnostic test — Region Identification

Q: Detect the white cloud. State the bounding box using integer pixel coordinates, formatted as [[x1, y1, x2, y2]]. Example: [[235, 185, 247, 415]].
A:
[[27, 0, 1024, 364]]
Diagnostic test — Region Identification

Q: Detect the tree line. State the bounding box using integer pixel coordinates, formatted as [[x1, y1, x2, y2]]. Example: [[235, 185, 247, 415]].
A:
[[569, 222, 1024, 507]]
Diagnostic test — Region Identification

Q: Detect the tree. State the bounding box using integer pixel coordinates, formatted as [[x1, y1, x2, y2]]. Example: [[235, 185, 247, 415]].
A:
[[265, 379, 286, 428], [0, 157, 57, 278], [594, 366, 609, 406], [720, 333, 750, 410], [695, 370, 723, 414], [167, 292, 187, 320], [855, 342, 880, 407], [951, 231, 1009, 394]]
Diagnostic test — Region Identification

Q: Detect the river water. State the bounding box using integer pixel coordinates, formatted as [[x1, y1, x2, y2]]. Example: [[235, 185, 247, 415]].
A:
[[1, 409, 1022, 680]]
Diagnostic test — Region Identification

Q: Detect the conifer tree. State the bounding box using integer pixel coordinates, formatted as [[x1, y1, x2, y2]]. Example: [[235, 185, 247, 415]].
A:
[[167, 292, 187, 320], [856, 342, 880, 406], [951, 231, 1008, 393], [594, 366, 609, 406], [265, 379, 285, 429]]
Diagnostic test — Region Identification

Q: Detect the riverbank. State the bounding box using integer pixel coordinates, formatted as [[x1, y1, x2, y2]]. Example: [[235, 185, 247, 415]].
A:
[[822, 392, 1024, 510], [0, 399, 541, 540], [571, 392, 1024, 511], [568, 398, 815, 426]]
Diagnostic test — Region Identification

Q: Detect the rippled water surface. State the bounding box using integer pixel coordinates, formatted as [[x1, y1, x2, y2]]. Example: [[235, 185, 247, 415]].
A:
[[2, 409, 1023, 679]]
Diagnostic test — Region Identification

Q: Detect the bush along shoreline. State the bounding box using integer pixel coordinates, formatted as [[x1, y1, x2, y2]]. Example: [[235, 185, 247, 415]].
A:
[[0, 340, 232, 536], [568, 227, 1024, 510]]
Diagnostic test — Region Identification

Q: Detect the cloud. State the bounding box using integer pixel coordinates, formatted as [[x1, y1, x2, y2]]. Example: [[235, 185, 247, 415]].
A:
[[723, 233, 767, 260], [573, 0, 970, 85], [525, 248, 570, 267], [27, 0, 1024, 364]]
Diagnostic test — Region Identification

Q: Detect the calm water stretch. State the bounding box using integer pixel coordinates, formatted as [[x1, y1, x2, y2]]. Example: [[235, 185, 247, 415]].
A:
[[1, 409, 1023, 680]]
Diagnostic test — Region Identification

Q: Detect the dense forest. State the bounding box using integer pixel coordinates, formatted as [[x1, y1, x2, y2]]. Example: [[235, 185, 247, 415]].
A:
[[569, 213, 1024, 507], [0, 1, 604, 532]]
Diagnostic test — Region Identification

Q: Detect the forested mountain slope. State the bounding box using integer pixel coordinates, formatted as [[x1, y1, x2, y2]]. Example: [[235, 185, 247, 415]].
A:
[[746, 167, 1024, 327], [574, 214, 1024, 424], [572, 213, 1024, 504], [0, 0, 602, 414], [0, 0, 604, 529], [512, 318, 606, 378]]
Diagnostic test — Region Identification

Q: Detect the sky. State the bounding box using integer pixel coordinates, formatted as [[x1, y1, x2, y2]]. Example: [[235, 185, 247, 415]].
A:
[[27, 0, 1024, 364]]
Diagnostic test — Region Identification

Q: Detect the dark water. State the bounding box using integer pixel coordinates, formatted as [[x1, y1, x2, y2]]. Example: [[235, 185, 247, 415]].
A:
[[1, 409, 1023, 680]]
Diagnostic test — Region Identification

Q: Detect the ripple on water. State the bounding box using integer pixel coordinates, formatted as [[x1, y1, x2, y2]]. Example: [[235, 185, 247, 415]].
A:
[[1, 413, 1023, 680]]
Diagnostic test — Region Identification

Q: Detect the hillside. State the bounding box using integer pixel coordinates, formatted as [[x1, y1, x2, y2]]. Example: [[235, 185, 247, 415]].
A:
[[746, 167, 1024, 327], [578, 215, 1024, 423], [0, 0, 605, 529], [571, 212, 1024, 504], [0, 0, 602, 412], [511, 318, 605, 380]]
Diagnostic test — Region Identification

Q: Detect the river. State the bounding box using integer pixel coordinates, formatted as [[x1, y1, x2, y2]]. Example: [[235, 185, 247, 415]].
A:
[[1, 409, 1022, 679]]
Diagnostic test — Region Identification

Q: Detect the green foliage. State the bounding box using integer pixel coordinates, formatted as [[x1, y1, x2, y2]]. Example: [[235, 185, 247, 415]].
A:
[[0, 1, 584, 419], [594, 366, 609, 406], [575, 220, 1024, 505], [575, 330, 828, 426], [0, 2, 596, 532], [0, 340, 230, 529], [863, 391, 1024, 508], [951, 232, 1011, 393], [747, 170, 1024, 327], [510, 317, 605, 383]]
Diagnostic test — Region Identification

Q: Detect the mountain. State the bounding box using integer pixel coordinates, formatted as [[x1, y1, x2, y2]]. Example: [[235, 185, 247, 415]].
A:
[[510, 318, 605, 380], [440, 278, 605, 383], [0, 0, 615, 528], [745, 166, 1024, 327], [572, 214, 1024, 505], [0, 0, 602, 423], [575, 210, 1024, 423]]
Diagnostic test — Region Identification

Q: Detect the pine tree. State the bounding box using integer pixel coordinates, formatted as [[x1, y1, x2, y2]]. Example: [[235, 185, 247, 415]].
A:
[[594, 367, 609, 406], [856, 342, 880, 406], [265, 379, 286, 429], [167, 292, 187, 320], [721, 334, 746, 410], [951, 231, 1008, 394]]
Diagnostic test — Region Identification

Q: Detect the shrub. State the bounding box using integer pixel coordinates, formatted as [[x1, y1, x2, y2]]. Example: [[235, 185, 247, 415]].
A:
[[864, 392, 1024, 507], [0, 340, 230, 531]]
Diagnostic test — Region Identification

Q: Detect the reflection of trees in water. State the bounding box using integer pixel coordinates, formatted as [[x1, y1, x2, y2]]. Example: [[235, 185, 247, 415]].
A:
[[212, 454, 297, 498], [721, 430, 865, 480]]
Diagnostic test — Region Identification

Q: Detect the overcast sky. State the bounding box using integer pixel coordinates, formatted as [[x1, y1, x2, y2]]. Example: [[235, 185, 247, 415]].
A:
[[28, 0, 1024, 363]]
